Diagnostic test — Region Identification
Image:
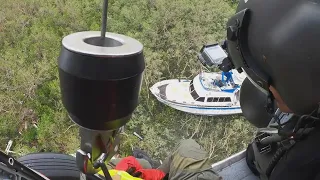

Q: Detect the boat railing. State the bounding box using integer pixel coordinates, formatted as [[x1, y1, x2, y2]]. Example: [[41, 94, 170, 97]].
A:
[[199, 72, 239, 92], [198, 74, 222, 91]]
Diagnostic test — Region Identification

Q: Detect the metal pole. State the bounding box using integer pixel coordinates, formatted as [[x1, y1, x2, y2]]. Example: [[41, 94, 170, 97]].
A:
[[101, 0, 108, 38]]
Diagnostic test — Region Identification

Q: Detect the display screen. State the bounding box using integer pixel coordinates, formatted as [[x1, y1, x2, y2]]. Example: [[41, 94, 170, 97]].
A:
[[203, 45, 227, 65]]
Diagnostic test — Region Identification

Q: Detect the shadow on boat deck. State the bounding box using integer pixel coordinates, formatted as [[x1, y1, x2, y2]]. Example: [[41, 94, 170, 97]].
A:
[[158, 84, 168, 100]]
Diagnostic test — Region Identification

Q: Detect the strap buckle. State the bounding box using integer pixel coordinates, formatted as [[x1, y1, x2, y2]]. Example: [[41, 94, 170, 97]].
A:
[[255, 133, 273, 154], [280, 138, 295, 150]]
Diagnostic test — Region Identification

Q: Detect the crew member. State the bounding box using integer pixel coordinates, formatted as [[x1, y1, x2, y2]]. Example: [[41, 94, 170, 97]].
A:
[[224, 0, 320, 179]]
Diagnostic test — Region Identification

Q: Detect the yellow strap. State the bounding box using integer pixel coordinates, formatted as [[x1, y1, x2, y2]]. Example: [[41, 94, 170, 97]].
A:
[[97, 169, 142, 180]]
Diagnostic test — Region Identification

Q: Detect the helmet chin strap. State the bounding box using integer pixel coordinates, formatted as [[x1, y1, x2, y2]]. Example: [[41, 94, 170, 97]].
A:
[[265, 90, 289, 136]]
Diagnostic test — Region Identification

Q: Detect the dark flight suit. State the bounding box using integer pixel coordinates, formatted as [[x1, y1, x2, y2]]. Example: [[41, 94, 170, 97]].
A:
[[247, 113, 320, 180]]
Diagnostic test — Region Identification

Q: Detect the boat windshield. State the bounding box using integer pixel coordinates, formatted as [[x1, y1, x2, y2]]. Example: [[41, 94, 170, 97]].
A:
[[189, 80, 205, 101]]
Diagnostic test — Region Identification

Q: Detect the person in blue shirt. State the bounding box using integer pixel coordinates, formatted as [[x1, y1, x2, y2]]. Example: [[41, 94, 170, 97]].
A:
[[222, 71, 234, 86]]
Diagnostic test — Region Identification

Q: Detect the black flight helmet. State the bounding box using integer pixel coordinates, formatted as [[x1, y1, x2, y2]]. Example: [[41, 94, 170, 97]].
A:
[[225, 0, 320, 115]]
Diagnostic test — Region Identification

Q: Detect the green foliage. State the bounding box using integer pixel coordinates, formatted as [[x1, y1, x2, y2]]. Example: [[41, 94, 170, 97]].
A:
[[0, 0, 255, 162]]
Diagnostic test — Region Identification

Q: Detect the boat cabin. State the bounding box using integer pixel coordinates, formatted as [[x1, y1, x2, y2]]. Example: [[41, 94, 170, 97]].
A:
[[188, 73, 240, 107]]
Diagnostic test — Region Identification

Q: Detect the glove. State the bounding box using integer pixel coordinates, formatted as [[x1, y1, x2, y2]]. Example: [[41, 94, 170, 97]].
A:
[[115, 156, 166, 180]]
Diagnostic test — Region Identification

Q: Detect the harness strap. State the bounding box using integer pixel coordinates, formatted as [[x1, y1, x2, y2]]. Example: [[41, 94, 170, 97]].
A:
[[265, 139, 295, 177], [264, 126, 315, 178]]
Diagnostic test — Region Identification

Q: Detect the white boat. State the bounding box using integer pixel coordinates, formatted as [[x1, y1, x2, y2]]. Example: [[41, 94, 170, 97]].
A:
[[150, 70, 246, 116]]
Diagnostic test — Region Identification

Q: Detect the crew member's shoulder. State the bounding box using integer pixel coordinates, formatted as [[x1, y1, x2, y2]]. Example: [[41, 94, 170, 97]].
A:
[[270, 128, 320, 180]]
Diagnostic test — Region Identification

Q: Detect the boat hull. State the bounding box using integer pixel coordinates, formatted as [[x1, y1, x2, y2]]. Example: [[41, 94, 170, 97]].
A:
[[150, 77, 243, 116], [153, 92, 242, 116]]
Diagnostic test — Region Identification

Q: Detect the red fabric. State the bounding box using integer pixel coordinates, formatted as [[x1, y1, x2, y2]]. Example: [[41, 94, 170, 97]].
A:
[[115, 156, 143, 171], [137, 169, 166, 180], [114, 156, 165, 180]]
